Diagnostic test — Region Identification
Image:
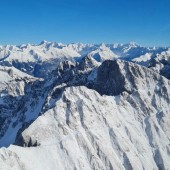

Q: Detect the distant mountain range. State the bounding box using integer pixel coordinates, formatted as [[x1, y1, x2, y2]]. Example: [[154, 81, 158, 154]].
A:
[[0, 41, 169, 79]]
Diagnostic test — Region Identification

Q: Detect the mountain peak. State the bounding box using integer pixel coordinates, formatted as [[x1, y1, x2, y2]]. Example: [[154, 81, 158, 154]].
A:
[[39, 40, 50, 45], [128, 41, 139, 47]]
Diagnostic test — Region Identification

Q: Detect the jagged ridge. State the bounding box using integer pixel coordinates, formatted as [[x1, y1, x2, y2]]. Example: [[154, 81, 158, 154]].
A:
[[0, 56, 170, 169]]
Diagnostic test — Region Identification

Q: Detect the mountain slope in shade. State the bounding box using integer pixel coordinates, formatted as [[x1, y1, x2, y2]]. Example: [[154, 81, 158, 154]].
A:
[[0, 59, 170, 170], [0, 66, 45, 147]]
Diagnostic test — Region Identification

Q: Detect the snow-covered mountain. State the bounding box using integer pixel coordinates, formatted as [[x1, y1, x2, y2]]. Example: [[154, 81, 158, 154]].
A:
[[0, 42, 170, 170], [0, 41, 168, 79]]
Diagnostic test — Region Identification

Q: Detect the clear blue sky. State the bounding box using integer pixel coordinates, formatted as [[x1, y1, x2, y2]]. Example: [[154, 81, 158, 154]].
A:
[[0, 0, 170, 46]]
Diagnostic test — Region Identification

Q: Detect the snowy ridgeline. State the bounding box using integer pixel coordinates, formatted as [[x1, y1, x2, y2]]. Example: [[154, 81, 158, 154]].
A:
[[0, 42, 170, 170], [0, 41, 169, 79]]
